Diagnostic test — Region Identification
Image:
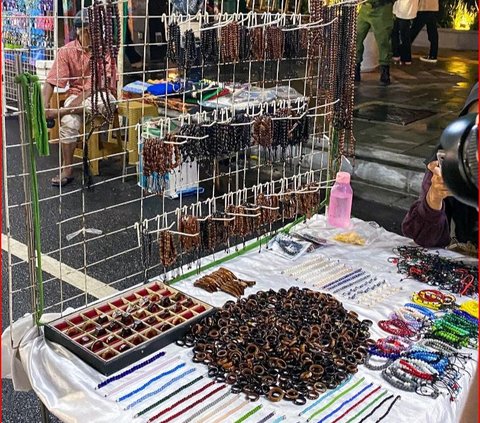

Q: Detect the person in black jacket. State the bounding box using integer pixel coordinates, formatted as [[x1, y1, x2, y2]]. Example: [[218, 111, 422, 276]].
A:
[[402, 83, 478, 253]]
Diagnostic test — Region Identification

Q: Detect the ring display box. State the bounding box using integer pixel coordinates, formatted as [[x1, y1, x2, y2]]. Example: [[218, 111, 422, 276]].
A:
[[44, 280, 215, 375]]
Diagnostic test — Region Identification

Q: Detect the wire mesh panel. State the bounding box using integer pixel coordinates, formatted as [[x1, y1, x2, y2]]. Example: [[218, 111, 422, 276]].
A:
[[2, 0, 357, 339]]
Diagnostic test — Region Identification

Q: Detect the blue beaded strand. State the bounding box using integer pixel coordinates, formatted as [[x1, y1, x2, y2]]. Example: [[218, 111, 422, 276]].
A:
[[117, 362, 186, 402], [403, 303, 436, 320], [316, 383, 374, 423], [96, 351, 166, 390], [368, 347, 400, 360], [125, 368, 196, 410], [453, 309, 479, 326], [323, 269, 366, 290], [299, 376, 353, 416]]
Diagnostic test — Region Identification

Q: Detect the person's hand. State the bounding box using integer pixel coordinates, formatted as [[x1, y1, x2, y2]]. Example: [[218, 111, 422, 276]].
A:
[[426, 160, 451, 210], [45, 108, 59, 119]]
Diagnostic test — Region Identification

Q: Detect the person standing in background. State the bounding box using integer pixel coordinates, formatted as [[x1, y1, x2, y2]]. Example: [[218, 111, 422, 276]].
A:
[[355, 0, 394, 86], [392, 0, 418, 64], [410, 0, 439, 63]]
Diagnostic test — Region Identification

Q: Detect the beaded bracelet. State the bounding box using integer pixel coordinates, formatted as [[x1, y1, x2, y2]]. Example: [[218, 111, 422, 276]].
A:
[[135, 375, 204, 417], [254, 411, 275, 423], [358, 393, 394, 423], [306, 377, 365, 422], [105, 356, 180, 398], [298, 375, 353, 416], [460, 299, 479, 318], [234, 404, 263, 423], [332, 275, 372, 294], [118, 363, 186, 402], [147, 380, 216, 420], [345, 390, 388, 423], [376, 336, 412, 354], [365, 353, 395, 370], [193, 395, 239, 423], [181, 390, 232, 423], [378, 319, 415, 337], [148, 383, 226, 423], [209, 399, 249, 423], [316, 383, 375, 423], [330, 386, 381, 423], [453, 309, 478, 326], [323, 269, 366, 290], [416, 338, 458, 354], [314, 267, 353, 286], [375, 395, 401, 422], [381, 367, 417, 393], [96, 351, 166, 390], [403, 303, 436, 320], [126, 368, 197, 410]]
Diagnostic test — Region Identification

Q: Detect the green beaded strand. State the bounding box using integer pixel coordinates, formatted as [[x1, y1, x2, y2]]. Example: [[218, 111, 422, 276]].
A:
[[234, 405, 263, 423]]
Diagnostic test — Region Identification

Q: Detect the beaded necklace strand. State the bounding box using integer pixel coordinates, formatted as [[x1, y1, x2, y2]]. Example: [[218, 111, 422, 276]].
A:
[[209, 400, 249, 423], [135, 375, 204, 417], [307, 377, 365, 421], [234, 405, 263, 423], [255, 411, 276, 423], [315, 383, 374, 423], [96, 351, 166, 390], [345, 390, 388, 423], [330, 386, 381, 423], [117, 363, 186, 402], [126, 368, 197, 410], [358, 394, 394, 423], [180, 390, 231, 423], [299, 376, 353, 416], [193, 395, 239, 423], [374, 395, 401, 422], [105, 356, 179, 398], [148, 383, 226, 423]]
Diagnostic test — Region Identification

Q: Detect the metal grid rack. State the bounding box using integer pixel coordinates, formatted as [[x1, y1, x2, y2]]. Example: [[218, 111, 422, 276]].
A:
[[2, 0, 357, 392]]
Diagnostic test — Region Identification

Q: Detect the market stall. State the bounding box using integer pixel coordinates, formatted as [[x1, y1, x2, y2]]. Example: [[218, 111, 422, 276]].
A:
[[3, 216, 477, 423], [2, 0, 478, 422]]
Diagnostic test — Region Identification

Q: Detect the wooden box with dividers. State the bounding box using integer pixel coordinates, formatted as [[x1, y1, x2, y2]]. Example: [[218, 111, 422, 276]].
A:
[[44, 280, 215, 375]]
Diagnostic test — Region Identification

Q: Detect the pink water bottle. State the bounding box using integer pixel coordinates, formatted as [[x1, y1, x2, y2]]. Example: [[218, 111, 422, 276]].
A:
[[327, 171, 353, 228]]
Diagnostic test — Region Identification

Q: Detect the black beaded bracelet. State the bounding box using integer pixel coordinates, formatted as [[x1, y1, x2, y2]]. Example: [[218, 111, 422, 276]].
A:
[[358, 394, 394, 423]]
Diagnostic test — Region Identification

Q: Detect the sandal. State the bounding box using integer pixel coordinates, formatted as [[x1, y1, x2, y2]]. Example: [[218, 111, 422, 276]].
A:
[[51, 176, 74, 187]]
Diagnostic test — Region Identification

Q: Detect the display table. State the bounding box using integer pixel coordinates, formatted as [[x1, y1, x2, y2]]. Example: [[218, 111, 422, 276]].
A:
[[2, 216, 476, 423]]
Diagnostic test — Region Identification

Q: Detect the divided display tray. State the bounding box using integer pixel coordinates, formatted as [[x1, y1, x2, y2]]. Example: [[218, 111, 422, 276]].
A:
[[44, 280, 215, 375]]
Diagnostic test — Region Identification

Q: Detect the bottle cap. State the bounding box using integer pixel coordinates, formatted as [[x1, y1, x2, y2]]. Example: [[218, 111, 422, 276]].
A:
[[336, 172, 351, 184]]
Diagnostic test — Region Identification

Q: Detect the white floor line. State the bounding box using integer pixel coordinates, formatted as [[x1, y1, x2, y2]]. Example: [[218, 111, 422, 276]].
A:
[[2, 234, 118, 299]]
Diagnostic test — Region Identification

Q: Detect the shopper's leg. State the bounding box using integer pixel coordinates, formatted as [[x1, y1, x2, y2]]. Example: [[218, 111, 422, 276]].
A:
[[425, 12, 438, 58], [371, 4, 394, 66], [399, 18, 412, 62], [410, 12, 426, 43], [356, 5, 372, 65], [56, 114, 80, 184], [391, 18, 401, 59]]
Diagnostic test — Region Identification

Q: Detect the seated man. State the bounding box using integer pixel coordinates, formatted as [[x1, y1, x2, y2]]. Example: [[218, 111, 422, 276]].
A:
[[43, 9, 116, 187], [402, 83, 478, 250]]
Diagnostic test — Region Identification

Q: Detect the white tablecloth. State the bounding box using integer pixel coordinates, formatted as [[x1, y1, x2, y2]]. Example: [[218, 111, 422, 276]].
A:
[[2, 216, 477, 423]]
